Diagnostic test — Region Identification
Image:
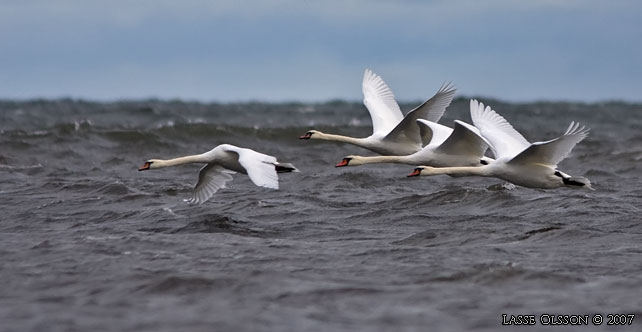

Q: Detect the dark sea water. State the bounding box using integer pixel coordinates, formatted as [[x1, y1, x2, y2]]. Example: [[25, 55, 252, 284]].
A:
[[1, 98, 641, 331]]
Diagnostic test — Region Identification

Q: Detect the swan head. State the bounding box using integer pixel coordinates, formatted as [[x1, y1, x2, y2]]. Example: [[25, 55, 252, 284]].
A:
[[335, 156, 355, 167], [138, 159, 163, 171], [299, 130, 320, 139], [407, 166, 424, 177], [407, 166, 435, 177]]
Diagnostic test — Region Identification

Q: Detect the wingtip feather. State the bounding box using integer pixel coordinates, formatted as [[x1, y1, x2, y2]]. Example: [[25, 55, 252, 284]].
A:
[[564, 121, 590, 138], [438, 81, 457, 95]]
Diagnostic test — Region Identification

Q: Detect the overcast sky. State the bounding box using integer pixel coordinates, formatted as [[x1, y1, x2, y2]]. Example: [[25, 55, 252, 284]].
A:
[[1, 0, 640, 102]]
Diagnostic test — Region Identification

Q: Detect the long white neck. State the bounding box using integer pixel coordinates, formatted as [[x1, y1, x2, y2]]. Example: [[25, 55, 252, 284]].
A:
[[425, 165, 494, 177], [314, 132, 367, 146], [350, 155, 410, 166], [152, 154, 208, 168]]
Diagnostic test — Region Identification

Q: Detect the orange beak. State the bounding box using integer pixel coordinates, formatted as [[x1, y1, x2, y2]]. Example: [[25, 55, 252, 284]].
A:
[[138, 162, 152, 171], [407, 168, 423, 177], [335, 158, 350, 167], [299, 133, 312, 139]]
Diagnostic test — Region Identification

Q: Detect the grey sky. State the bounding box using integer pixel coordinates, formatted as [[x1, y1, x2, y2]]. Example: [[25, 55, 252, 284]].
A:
[[1, 0, 640, 102]]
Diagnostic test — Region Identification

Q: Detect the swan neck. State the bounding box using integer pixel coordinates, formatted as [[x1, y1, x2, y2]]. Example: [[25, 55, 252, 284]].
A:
[[316, 132, 364, 145], [155, 154, 207, 168], [430, 166, 492, 177], [353, 155, 406, 165]]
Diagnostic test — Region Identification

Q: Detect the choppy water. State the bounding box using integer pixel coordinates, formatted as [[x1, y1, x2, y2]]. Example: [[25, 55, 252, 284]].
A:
[[1, 98, 641, 331]]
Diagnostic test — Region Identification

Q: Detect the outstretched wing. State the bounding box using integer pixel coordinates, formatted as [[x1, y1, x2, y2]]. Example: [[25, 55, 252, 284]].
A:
[[415, 119, 454, 148], [385, 82, 456, 145], [508, 122, 590, 167], [223, 145, 279, 190], [469, 99, 530, 160], [362, 68, 404, 136], [188, 164, 235, 204], [434, 120, 490, 158], [410, 81, 457, 123]]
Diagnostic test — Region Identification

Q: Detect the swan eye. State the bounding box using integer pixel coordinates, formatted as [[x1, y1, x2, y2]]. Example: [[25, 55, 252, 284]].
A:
[[480, 159, 489, 165]]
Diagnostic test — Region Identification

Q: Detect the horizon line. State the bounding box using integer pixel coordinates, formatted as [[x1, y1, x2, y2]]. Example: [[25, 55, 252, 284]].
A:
[[0, 95, 639, 105]]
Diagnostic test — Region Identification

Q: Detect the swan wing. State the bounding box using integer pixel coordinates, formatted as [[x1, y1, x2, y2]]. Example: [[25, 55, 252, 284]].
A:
[[418, 120, 433, 146], [415, 119, 454, 147], [223, 145, 279, 190], [434, 120, 491, 158], [508, 122, 590, 167], [469, 99, 530, 159], [362, 68, 404, 136], [385, 82, 456, 144], [188, 164, 235, 204]]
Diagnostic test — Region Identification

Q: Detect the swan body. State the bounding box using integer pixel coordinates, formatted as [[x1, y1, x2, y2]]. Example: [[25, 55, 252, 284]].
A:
[[138, 144, 298, 204], [336, 119, 493, 167], [408, 100, 592, 189], [300, 69, 456, 155]]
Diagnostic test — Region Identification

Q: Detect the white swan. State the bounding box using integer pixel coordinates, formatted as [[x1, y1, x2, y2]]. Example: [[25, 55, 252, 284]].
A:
[[408, 100, 593, 190], [299, 68, 456, 155], [138, 144, 298, 204], [335, 119, 493, 167]]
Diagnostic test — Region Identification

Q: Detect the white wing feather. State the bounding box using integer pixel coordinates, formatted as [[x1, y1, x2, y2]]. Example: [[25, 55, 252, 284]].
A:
[[434, 120, 490, 158], [415, 119, 454, 147], [469, 99, 530, 160], [385, 82, 456, 144], [508, 122, 590, 167], [362, 68, 403, 136], [223, 146, 279, 190], [408, 82, 457, 123], [188, 165, 235, 204]]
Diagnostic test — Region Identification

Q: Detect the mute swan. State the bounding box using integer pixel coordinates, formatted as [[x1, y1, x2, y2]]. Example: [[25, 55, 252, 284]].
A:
[[138, 144, 298, 204], [408, 100, 593, 190], [335, 119, 493, 167], [299, 68, 456, 155]]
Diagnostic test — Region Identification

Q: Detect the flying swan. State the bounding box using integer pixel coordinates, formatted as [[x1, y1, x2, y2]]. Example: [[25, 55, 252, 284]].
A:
[[408, 100, 592, 190], [299, 68, 456, 156], [138, 144, 298, 204], [335, 118, 493, 168]]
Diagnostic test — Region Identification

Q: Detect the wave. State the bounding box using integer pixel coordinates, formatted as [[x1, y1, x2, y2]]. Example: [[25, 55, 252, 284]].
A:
[[2, 98, 640, 132]]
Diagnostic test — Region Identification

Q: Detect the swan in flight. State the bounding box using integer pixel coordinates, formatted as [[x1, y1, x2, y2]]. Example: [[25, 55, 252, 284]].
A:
[[138, 144, 298, 204], [408, 100, 593, 190], [299, 68, 456, 155], [335, 119, 493, 167]]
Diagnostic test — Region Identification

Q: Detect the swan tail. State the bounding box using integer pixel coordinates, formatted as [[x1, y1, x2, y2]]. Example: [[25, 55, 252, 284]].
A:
[[563, 176, 594, 190], [274, 162, 299, 173]]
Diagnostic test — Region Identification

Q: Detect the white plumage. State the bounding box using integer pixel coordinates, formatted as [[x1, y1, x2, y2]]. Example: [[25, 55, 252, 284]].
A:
[[138, 144, 298, 204], [300, 69, 456, 156], [409, 100, 592, 190], [335, 118, 492, 168]]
